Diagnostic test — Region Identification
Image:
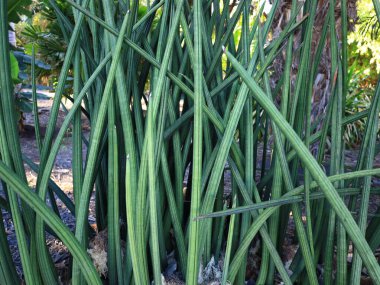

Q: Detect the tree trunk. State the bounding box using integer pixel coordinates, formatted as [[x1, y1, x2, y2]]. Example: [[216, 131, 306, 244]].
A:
[[269, 0, 357, 119]]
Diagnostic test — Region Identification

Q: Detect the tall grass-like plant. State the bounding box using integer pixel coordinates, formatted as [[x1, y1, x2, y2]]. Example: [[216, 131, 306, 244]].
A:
[[1, 0, 380, 284]]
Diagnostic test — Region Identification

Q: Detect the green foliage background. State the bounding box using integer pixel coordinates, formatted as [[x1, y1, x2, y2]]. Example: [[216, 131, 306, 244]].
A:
[[345, 0, 380, 145]]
